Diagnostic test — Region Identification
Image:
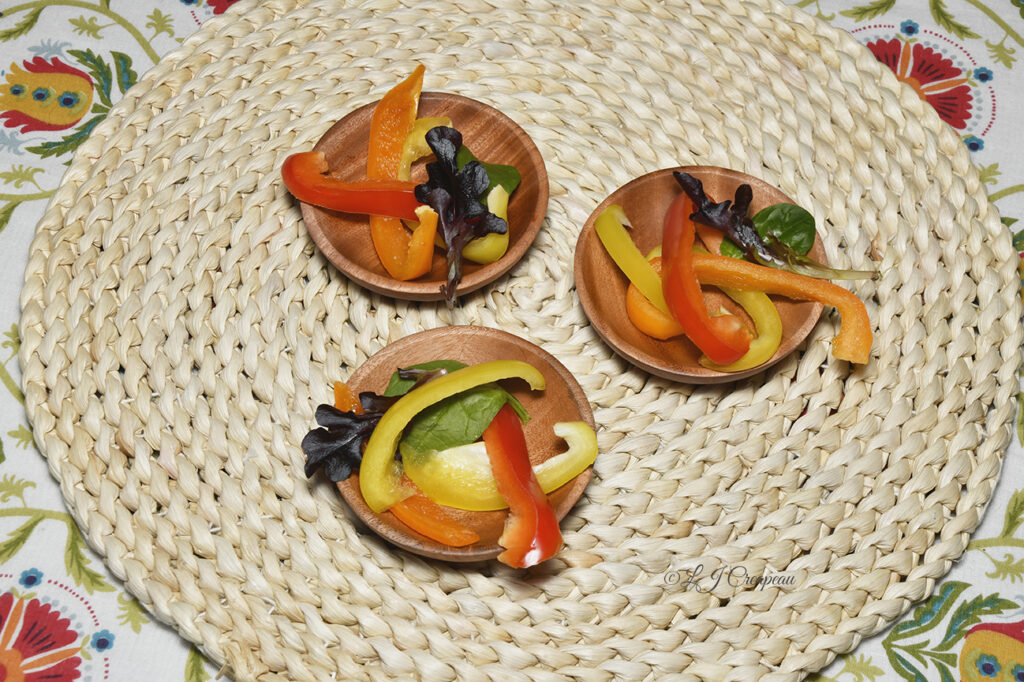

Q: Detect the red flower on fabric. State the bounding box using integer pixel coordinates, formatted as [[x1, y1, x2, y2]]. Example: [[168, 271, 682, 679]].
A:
[[0, 592, 82, 681], [867, 38, 972, 129], [207, 0, 240, 14]]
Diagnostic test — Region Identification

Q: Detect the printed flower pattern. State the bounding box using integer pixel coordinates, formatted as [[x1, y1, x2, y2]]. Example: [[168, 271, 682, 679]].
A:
[[866, 37, 972, 129], [0, 591, 82, 681]]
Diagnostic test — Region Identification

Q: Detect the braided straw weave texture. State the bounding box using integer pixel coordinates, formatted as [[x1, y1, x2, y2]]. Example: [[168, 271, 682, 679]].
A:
[[18, 0, 1022, 679]]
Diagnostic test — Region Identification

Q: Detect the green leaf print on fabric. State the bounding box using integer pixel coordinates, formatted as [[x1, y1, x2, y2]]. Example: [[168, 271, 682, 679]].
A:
[[1001, 489, 1024, 539], [0, 514, 43, 563], [987, 36, 1017, 68], [186, 647, 213, 682], [65, 522, 115, 593], [117, 593, 150, 633], [70, 15, 109, 39], [146, 9, 175, 40], [0, 474, 35, 505], [7, 425, 30, 449], [983, 552, 1024, 582], [930, 0, 981, 38], [25, 114, 104, 159], [0, 7, 42, 42], [882, 582, 1018, 681], [807, 653, 885, 681], [0, 166, 44, 190], [840, 0, 896, 21]]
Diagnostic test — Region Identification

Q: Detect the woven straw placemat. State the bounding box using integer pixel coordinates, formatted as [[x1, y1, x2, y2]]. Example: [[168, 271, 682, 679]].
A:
[[19, 0, 1022, 679]]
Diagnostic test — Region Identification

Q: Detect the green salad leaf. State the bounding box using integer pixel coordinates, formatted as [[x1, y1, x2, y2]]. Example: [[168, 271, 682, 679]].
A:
[[456, 145, 521, 197], [752, 203, 816, 256]]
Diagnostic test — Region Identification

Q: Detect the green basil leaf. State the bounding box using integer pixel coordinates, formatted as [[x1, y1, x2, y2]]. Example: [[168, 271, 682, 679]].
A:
[[401, 385, 514, 455], [751, 203, 816, 256], [456, 145, 521, 197], [383, 360, 467, 396], [719, 238, 745, 259]]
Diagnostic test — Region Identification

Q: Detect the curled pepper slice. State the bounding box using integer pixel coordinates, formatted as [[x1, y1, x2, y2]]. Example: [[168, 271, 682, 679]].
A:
[[368, 65, 429, 279], [281, 152, 421, 219], [401, 421, 597, 511], [594, 205, 671, 315], [482, 404, 562, 568], [359, 360, 546, 512], [693, 252, 872, 364], [389, 485, 480, 547], [662, 193, 751, 365]]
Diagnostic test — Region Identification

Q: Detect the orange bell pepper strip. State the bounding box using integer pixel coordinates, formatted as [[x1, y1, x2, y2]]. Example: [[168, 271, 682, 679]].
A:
[[333, 381, 362, 413], [626, 257, 684, 340], [662, 193, 751, 364], [692, 252, 872, 364], [281, 152, 421, 219], [367, 65, 435, 280], [482, 404, 562, 568], [390, 206, 439, 281], [390, 484, 481, 547]]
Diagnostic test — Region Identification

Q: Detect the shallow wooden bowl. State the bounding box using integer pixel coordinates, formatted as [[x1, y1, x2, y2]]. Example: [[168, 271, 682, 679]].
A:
[[300, 92, 549, 301], [574, 167, 826, 383], [335, 326, 594, 563]]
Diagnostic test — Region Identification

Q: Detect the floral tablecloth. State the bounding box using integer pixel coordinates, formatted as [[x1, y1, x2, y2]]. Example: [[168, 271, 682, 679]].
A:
[[1, 0, 1022, 680]]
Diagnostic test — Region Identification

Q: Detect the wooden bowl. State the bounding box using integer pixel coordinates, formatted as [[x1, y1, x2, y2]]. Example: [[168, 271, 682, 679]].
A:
[[335, 326, 594, 563], [574, 167, 826, 383], [300, 92, 549, 301]]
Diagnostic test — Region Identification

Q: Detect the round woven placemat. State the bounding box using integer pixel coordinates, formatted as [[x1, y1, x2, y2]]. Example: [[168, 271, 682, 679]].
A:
[[19, 0, 1022, 679]]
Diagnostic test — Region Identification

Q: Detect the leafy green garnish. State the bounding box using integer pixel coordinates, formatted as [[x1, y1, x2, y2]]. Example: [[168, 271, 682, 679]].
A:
[[752, 203, 816, 256], [719, 238, 745, 259], [401, 384, 528, 456], [456, 146, 521, 197]]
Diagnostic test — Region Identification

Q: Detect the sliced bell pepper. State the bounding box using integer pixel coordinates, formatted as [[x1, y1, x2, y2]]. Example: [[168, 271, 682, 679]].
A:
[[359, 360, 546, 513], [333, 380, 363, 413], [460, 184, 510, 264], [698, 287, 783, 371], [281, 151, 421, 219], [367, 65, 429, 279], [389, 205, 439, 281], [389, 480, 480, 547], [625, 256, 685, 340], [401, 421, 597, 511], [692, 252, 872, 364], [398, 116, 452, 181], [594, 205, 671, 315], [662, 193, 751, 365], [482, 404, 562, 568]]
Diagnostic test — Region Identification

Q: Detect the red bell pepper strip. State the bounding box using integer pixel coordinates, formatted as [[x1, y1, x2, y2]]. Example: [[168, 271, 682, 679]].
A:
[[662, 192, 751, 365], [281, 151, 421, 220], [482, 404, 562, 568]]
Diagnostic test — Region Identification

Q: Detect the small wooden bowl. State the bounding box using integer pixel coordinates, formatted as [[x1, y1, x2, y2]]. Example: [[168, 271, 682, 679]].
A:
[[574, 167, 825, 383], [336, 326, 594, 563], [300, 92, 549, 301]]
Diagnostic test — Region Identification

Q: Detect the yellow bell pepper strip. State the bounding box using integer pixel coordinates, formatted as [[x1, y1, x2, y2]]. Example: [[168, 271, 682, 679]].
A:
[[281, 152, 421, 220], [359, 360, 546, 513], [662, 193, 751, 365], [401, 421, 597, 511], [389, 476, 480, 547], [699, 287, 783, 371], [460, 184, 510, 264], [397, 116, 452, 181], [482, 404, 562, 568], [594, 204, 671, 315], [692, 252, 872, 364], [367, 65, 427, 279]]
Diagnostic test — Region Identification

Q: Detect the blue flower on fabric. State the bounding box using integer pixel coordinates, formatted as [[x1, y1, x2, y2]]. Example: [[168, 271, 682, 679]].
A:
[[977, 654, 1001, 677], [19, 568, 43, 588], [900, 20, 919, 35], [964, 135, 985, 151], [974, 67, 994, 83], [91, 629, 115, 651], [57, 91, 80, 108], [179, 0, 200, 5], [1011, 664, 1024, 682]]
